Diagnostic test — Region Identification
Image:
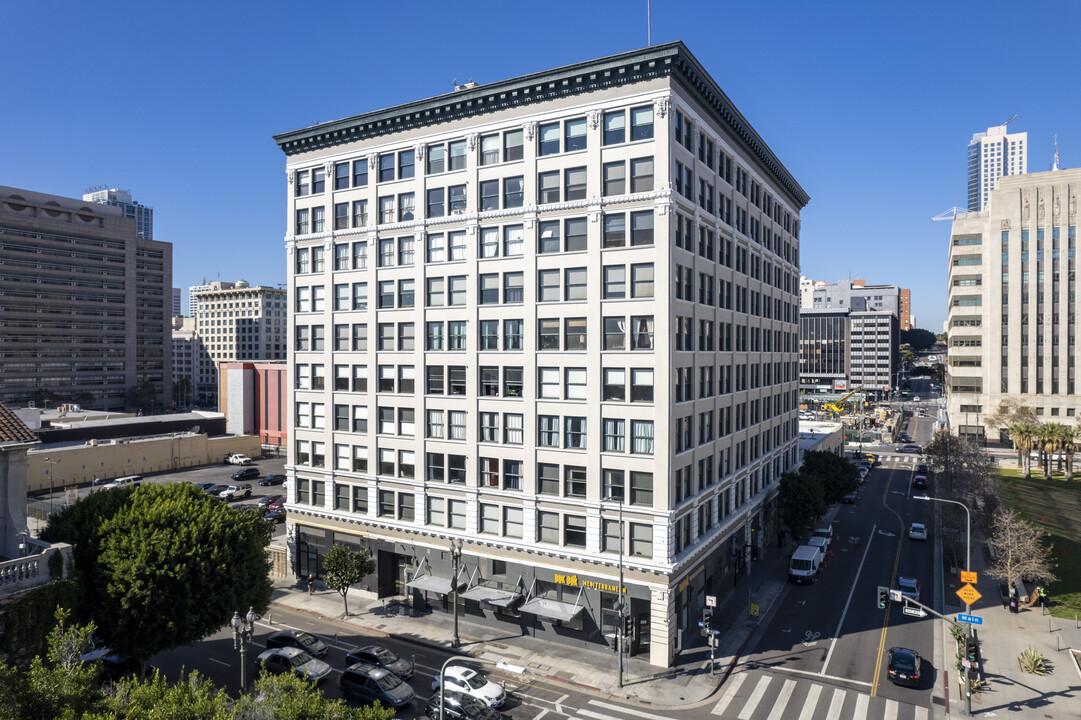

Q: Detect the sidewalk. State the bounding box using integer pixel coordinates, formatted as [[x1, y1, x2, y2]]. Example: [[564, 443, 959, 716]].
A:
[[941, 544, 1081, 718], [268, 538, 796, 710]]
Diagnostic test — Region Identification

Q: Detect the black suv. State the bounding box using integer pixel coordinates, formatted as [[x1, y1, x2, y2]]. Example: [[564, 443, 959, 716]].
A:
[[345, 644, 414, 679], [339, 662, 416, 709], [265, 630, 328, 658], [259, 474, 287, 486], [232, 466, 260, 481]]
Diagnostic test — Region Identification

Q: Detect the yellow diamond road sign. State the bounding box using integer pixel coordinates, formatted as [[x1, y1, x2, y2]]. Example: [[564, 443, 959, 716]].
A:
[[956, 583, 982, 606]]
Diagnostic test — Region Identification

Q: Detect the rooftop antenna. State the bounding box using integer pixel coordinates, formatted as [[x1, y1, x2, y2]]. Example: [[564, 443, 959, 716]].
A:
[[647, 0, 652, 46], [1052, 135, 1060, 171], [1000, 113, 1018, 127]]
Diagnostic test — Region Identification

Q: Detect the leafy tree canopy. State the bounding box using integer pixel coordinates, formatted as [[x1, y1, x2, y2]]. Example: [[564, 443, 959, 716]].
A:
[[900, 328, 936, 351], [800, 450, 859, 505], [779, 470, 827, 541], [321, 544, 375, 616], [43, 483, 273, 664]]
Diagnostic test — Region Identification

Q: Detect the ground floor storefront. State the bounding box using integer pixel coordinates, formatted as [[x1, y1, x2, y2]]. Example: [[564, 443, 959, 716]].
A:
[[288, 493, 777, 668]]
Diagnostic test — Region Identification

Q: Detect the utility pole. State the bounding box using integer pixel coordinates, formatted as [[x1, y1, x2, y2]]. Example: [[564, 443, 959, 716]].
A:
[[616, 495, 625, 688]]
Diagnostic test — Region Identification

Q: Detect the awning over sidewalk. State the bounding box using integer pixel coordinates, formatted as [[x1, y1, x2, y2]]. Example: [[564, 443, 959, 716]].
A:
[[460, 585, 522, 607], [405, 573, 456, 595], [519, 597, 584, 622]]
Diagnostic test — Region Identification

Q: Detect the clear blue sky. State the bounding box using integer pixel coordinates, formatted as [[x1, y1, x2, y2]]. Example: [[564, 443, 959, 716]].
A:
[[4, 0, 1079, 329]]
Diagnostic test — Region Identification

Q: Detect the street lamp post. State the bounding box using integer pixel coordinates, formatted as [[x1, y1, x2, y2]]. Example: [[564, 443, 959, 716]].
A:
[[438, 655, 528, 720], [43, 457, 59, 515], [449, 539, 463, 648], [605, 491, 626, 689], [230, 606, 257, 692], [915, 494, 972, 716]]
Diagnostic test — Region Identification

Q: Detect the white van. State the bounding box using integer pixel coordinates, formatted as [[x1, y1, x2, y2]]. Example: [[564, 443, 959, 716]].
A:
[[813, 523, 834, 547], [103, 475, 142, 489], [789, 545, 824, 584]]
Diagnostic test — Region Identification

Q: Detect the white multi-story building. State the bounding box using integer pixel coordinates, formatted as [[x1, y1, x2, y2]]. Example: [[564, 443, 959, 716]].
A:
[[171, 317, 197, 408], [274, 42, 808, 667], [968, 124, 1027, 212], [947, 167, 1080, 443], [189, 280, 288, 406]]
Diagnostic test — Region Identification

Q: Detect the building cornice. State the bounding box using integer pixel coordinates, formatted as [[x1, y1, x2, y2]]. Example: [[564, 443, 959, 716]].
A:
[[273, 42, 808, 209]]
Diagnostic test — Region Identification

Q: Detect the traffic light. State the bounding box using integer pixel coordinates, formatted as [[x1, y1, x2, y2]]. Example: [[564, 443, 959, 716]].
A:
[[699, 607, 714, 637], [624, 614, 633, 637], [877, 586, 888, 609], [966, 637, 979, 661]]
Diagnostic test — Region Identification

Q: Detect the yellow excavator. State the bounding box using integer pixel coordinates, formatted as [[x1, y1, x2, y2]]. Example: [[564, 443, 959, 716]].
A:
[[823, 387, 862, 415]]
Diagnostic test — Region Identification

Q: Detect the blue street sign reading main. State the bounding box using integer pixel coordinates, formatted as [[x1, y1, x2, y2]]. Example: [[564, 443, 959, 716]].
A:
[[957, 613, 983, 625]]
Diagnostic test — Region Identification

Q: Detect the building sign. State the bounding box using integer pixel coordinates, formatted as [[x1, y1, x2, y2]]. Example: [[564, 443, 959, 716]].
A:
[[678, 564, 705, 592], [553, 573, 625, 593]]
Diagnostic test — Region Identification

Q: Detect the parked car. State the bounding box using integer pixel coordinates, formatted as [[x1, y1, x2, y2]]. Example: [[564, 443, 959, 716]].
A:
[[259, 474, 286, 486], [100, 653, 157, 683], [912, 474, 928, 490], [265, 630, 328, 658], [897, 432, 911, 442], [345, 644, 414, 679], [842, 491, 858, 503], [897, 576, 921, 602], [264, 507, 287, 524], [425, 690, 505, 720], [896, 444, 921, 453], [220, 483, 253, 501], [193, 482, 218, 493], [255, 647, 330, 683], [339, 662, 416, 709], [909, 523, 927, 541], [202, 484, 229, 497], [232, 467, 260, 481], [887, 647, 922, 688], [267, 498, 285, 511], [258, 494, 285, 508], [432, 666, 506, 708], [225, 454, 252, 466]]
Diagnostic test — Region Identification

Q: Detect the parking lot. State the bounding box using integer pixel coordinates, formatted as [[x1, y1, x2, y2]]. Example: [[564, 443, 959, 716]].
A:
[[31, 453, 290, 540]]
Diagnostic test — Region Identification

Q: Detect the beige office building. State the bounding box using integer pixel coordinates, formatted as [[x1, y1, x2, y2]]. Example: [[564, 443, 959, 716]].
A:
[[0, 186, 171, 411], [275, 42, 808, 667], [946, 168, 1081, 442], [189, 281, 287, 406]]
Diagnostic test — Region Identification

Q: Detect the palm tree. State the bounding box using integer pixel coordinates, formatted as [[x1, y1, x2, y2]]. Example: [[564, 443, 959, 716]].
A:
[[1007, 421, 1039, 478], [1063, 426, 1079, 481], [1034, 424, 1057, 479]]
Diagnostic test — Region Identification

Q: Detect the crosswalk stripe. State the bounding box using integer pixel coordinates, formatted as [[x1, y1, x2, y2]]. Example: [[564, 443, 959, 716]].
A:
[[913, 706, 928, 720], [710, 672, 747, 716], [738, 675, 772, 720], [851, 692, 869, 720], [796, 684, 822, 720], [826, 687, 846, 718], [766, 678, 797, 718], [883, 698, 898, 720], [584, 700, 672, 720]]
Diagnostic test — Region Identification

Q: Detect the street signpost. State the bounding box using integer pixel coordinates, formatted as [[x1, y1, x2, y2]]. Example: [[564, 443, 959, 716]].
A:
[[957, 613, 984, 625], [956, 584, 982, 606], [960, 570, 977, 584], [705, 595, 717, 608]]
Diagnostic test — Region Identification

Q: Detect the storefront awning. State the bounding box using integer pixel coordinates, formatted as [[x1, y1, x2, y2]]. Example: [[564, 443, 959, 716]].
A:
[[519, 597, 584, 622], [460, 585, 522, 607], [406, 573, 455, 595]]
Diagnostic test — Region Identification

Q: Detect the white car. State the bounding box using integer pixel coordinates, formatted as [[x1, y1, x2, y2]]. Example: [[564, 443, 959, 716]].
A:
[[909, 523, 927, 541], [226, 454, 252, 466], [432, 666, 506, 708]]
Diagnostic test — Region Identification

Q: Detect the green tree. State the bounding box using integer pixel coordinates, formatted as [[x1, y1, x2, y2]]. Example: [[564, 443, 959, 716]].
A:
[[0, 610, 105, 720], [985, 398, 1038, 453], [1006, 421, 1041, 477], [44, 483, 273, 671], [800, 450, 859, 505], [900, 328, 936, 351], [90, 670, 231, 720], [779, 470, 826, 542], [321, 544, 375, 616], [237, 669, 395, 720]]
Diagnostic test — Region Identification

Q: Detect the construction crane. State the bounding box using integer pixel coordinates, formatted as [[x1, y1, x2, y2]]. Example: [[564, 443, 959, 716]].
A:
[[823, 388, 862, 415]]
